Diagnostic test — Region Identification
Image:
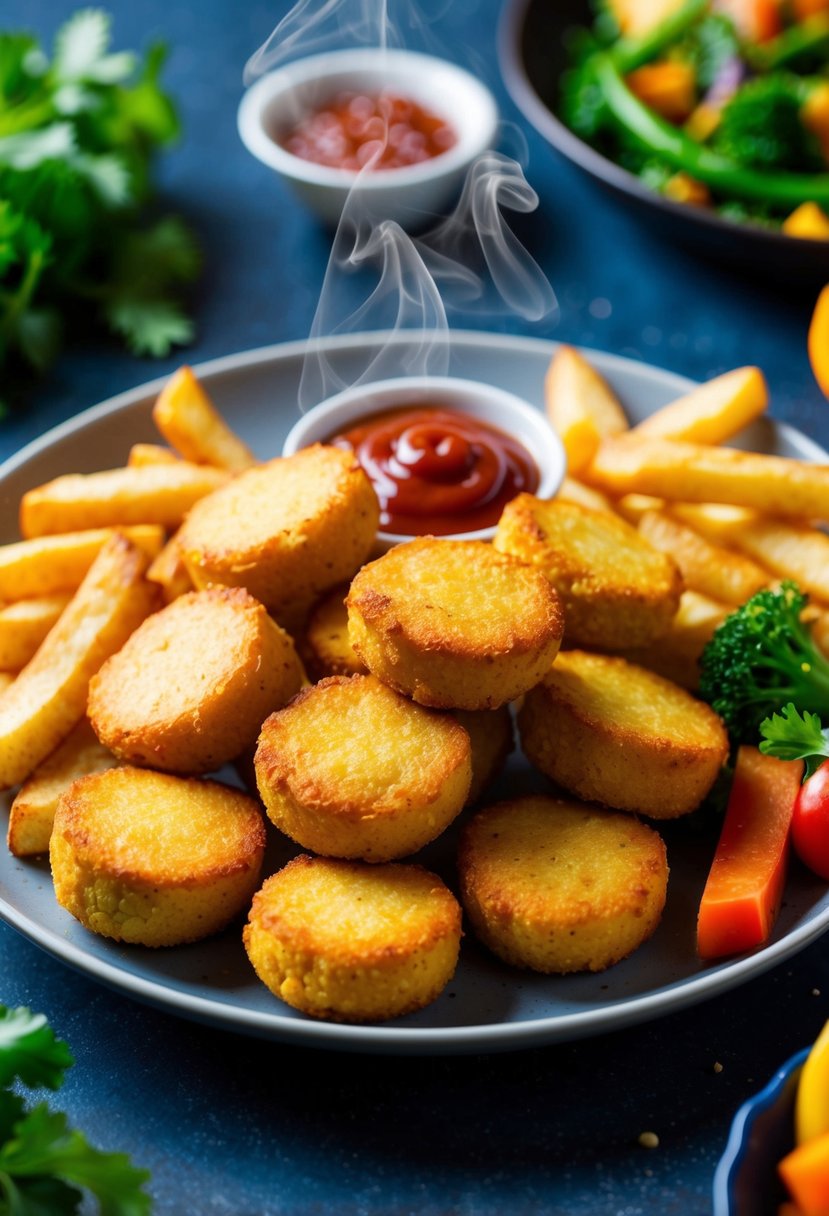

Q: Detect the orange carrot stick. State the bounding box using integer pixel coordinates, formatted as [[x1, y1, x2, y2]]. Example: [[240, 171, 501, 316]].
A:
[[780, 1129, 829, 1215], [809, 284, 829, 399], [697, 746, 802, 960]]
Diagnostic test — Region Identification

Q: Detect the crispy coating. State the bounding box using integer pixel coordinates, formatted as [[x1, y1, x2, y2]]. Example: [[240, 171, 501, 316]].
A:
[[255, 674, 471, 861], [494, 496, 682, 649], [458, 795, 668, 973], [176, 445, 379, 626], [244, 854, 462, 1022], [518, 649, 729, 819], [346, 537, 564, 710], [89, 586, 303, 774], [451, 707, 513, 806], [51, 766, 266, 946]]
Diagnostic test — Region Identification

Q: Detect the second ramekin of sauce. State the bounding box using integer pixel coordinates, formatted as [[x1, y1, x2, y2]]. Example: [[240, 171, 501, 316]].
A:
[[237, 49, 499, 228], [282, 375, 566, 549]]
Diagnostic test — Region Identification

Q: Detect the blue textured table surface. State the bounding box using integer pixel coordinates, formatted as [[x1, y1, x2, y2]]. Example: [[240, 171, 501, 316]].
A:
[[3, 2, 829, 1213]]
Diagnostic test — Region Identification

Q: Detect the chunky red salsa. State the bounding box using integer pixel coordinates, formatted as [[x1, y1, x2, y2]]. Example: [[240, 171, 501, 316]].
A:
[[279, 91, 457, 171], [330, 405, 539, 535]]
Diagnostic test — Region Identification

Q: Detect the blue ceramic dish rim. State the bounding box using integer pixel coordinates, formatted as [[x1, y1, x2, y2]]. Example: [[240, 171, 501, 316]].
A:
[[713, 1045, 809, 1215]]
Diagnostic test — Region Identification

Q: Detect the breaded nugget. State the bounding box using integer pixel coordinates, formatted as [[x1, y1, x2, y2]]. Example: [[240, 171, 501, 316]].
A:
[[51, 766, 265, 946], [493, 496, 682, 649], [458, 795, 668, 973], [244, 854, 462, 1021], [89, 587, 303, 774], [255, 674, 471, 861], [346, 537, 564, 710], [451, 707, 513, 806], [518, 649, 728, 819], [302, 584, 367, 680], [176, 445, 379, 625]]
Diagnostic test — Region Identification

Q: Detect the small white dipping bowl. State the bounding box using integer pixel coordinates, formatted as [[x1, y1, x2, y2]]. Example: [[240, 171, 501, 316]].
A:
[[282, 375, 566, 549], [237, 49, 499, 228]]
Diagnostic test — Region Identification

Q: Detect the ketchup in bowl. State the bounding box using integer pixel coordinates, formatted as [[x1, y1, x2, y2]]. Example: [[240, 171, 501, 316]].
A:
[[279, 91, 457, 171], [331, 406, 539, 536]]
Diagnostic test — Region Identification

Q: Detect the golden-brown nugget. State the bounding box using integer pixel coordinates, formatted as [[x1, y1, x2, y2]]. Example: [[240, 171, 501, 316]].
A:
[[176, 445, 379, 625], [347, 537, 564, 710], [255, 674, 471, 861], [458, 795, 668, 973], [302, 584, 367, 680], [518, 649, 728, 818], [89, 587, 303, 774], [244, 855, 462, 1022], [451, 707, 513, 806], [51, 766, 266, 946], [494, 496, 682, 649]]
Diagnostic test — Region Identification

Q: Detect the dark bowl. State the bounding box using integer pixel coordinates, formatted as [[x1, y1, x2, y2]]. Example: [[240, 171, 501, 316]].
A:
[[713, 1047, 808, 1216], [498, 0, 829, 280]]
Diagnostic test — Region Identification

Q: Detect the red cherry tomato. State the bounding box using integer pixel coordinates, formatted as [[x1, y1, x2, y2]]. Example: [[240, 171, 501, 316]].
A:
[[793, 759, 829, 880]]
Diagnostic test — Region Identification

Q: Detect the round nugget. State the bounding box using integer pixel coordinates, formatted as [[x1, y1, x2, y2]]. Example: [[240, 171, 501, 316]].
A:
[[176, 445, 380, 625], [255, 673, 471, 861], [51, 766, 266, 946], [494, 496, 682, 648], [302, 583, 367, 680], [244, 855, 462, 1021], [518, 649, 729, 818], [88, 587, 303, 774], [451, 707, 513, 806], [458, 795, 668, 973], [346, 537, 564, 710]]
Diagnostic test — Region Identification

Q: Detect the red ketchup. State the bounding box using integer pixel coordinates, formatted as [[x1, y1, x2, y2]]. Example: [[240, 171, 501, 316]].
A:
[[279, 91, 457, 171], [331, 405, 539, 535]]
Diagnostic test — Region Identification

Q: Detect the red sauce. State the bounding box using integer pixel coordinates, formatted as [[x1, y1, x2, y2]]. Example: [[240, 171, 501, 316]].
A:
[[331, 405, 539, 536], [279, 91, 457, 171]]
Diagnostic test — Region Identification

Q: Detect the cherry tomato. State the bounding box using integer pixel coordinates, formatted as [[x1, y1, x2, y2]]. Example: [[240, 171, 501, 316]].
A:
[[793, 759, 829, 880]]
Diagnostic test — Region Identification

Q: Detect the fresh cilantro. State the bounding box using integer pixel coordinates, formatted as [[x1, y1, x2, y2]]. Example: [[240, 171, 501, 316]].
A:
[[760, 703, 829, 780], [0, 1005, 152, 1215], [0, 9, 199, 408]]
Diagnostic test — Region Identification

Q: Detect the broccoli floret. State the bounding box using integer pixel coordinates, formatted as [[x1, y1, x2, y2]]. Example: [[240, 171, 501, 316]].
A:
[[679, 13, 741, 93], [715, 74, 823, 171], [699, 581, 829, 744], [560, 58, 609, 140]]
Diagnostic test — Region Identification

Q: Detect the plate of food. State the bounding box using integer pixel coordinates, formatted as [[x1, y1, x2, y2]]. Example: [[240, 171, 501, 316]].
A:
[[498, 0, 829, 277], [1, 328, 828, 1055]]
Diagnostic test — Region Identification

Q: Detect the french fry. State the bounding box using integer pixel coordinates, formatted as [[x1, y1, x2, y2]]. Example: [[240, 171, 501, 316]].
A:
[[0, 534, 158, 789], [613, 492, 665, 524], [632, 367, 768, 444], [586, 435, 829, 519], [727, 518, 829, 602], [20, 463, 228, 538], [127, 443, 180, 468], [668, 502, 759, 544], [153, 366, 257, 471], [544, 346, 629, 475], [7, 719, 119, 857], [146, 534, 193, 603], [556, 477, 616, 513], [0, 673, 13, 696], [621, 589, 731, 691], [0, 525, 165, 600], [638, 509, 769, 605], [0, 595, 73, 670]]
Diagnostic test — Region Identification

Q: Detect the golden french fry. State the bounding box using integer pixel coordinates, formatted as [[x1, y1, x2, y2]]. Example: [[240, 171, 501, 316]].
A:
[[622, 589, 731, 690], [127, 443, 180, 468], [0, 525, 164, 601], [153, 366, 256, 471], [556, 477, 616, 514], [0, 673, 13, 696], [638, 509, 768, 606], [613, 492, 665, 524], [587, 436, 829, 519], [544, 346, 629, 475], [0, 534, 157, 789], [20, 463, 228, 538], [632, 367, 768, 444], [7, 719, 119, 857], [146, 534, 193, 603], [668, 502, 759, 543], [0, 595, 73, 671], [728, 518, 829, 602]]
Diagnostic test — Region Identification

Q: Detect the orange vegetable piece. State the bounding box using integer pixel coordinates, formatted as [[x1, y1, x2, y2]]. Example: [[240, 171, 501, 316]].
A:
[[717, 0, 782, 40], [809, 285, 829, 399], [780, 1129, 829, 1215], [696, 746, 802, 959], [783, 203, 829, 241], [626, 62, 696, 123]]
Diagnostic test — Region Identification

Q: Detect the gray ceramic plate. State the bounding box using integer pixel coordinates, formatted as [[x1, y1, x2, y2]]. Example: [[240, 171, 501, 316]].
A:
[[1, 330, 828, 1056]]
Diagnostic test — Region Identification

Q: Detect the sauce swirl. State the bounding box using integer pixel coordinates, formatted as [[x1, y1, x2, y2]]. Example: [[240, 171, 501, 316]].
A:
[[331, 405, 539, 535]]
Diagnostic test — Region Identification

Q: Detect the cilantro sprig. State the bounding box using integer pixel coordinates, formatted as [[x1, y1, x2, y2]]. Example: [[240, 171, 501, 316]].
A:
[[0, 1006, 151, 1215], [0, 9, 200, 407], [760, 703, 829, 780]]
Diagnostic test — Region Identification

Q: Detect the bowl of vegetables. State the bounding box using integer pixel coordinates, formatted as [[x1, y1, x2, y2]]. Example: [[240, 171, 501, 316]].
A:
[[498, 0, 829, 276]]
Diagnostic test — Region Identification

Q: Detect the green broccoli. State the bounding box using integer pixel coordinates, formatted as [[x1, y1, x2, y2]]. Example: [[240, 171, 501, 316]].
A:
[[698, 581, 829, 745], [715, 74, 823, 171]]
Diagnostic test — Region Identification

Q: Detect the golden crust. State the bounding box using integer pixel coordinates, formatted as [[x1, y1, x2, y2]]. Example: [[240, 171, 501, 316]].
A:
[[346, 537, 564, 710], [50, 766, 266, 946], [458, 794, 668, 973], [518, 649, 729, 818], [301, 584, 367, 680], [176, 445, 379, 626], [88, 587, 303, 774], [243, 854, 462, 1022], [255, 673, 471, 861], [450, 707, 513, 806], [493, 496, 683, 649]]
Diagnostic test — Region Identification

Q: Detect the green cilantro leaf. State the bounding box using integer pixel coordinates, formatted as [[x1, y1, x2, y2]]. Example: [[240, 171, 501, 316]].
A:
[[0, 1009, 72, 1092], [759, 702, 829, 779], [104, 296, 194, 357]]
